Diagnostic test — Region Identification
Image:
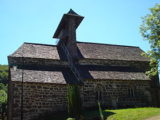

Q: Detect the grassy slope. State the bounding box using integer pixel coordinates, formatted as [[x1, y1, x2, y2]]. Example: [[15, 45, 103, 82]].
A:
[[48, 107, 160, 120], [0, 65, 8, 71], [106, 107, 160, 120]]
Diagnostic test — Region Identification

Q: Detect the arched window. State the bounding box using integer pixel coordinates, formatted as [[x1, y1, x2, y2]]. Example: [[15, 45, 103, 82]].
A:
[[95, 84, 103, 102]]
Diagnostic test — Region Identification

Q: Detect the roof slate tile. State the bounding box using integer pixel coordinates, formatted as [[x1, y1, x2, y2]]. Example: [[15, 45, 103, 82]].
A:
[[9, 43, 60, 60], [77, 42, 149, 61]]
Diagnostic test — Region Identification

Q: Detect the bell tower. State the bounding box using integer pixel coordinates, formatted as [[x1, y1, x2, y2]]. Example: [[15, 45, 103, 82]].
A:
[[53, 9, 84, 59]]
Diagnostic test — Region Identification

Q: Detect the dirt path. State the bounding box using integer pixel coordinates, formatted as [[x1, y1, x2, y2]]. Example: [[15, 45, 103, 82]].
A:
[[145, 115, 160, 120]]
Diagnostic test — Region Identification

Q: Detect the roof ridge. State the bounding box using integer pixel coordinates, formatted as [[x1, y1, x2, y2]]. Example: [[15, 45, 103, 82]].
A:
[[76, 41, 139, 48], [24, 42, 57, 47]]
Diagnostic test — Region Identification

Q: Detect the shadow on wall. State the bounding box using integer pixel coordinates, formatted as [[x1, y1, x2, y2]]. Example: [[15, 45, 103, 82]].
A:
[[32, 109, 115, 120]]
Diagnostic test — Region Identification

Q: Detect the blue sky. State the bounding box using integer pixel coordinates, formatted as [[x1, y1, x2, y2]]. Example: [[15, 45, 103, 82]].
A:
[[0, 0, 159, 64]]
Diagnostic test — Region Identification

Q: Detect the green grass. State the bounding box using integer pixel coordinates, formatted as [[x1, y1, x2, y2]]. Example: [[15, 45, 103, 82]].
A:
[[83, 107, 160, 120], [106, 107, 160, 120], [34, 107, 160, 120]]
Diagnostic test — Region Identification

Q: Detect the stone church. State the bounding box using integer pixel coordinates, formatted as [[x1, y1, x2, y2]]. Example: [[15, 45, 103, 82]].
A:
[[8, 10, 160, 120]]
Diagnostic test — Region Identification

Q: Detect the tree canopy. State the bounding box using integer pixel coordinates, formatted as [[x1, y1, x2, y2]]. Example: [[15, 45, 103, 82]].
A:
[[0, 65, 8, 115], [0, 65, 8, 84], [140, 4, 160, 78]]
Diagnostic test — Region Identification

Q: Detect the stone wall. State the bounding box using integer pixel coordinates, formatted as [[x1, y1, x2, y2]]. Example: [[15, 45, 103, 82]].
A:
[[81, 79, 152, 108], [9, 80, 153, 120], [9, 82, 67, 120]]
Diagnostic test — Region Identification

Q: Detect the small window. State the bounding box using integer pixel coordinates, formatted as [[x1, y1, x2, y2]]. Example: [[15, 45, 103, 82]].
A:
[[128, 88, 135, 97], [96, 91, 102, 101]]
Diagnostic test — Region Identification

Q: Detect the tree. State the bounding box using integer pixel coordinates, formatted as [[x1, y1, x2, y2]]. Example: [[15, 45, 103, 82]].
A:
[[0, 90, 7, 104], [140, 4, 160, 78], [0, 65, 8, 84], [0, 65, 8, 120], [67, 85, 81, 119], [0, 89, 7, 120]]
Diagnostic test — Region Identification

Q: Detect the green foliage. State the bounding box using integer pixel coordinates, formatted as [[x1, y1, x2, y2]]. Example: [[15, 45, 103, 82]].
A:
[[0, 65, 8, 84], [140, 4, 160, 78], [0, 65, 8, 72], [0, 83, 7, 92], [0, 90, 7, 104], [141, 52, 159, 78], [0, 65, 8, 119], [67, 84, 81, 119], [0, 83, 7, 106], [0, 65, 8, 105]]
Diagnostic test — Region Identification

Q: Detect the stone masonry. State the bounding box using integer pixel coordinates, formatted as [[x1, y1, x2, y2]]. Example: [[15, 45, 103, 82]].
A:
[[9, 82, 67, 120], [9, 79, 153, 120]]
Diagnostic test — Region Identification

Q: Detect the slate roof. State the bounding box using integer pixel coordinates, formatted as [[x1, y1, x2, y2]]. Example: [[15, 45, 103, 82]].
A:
[[10, 67, 79, 84], [77, 42, 149, 61], [9, 42, 149, 62], [88, 71, 149, 80], [9, 42, 150, 84], [10, 67, 149, 84], [9, 43, 60, 60], [78, 65, 150, 81]]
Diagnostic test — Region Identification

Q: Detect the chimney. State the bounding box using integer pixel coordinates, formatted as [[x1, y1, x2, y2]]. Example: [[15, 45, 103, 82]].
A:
[[53, 9, 84, 59]]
